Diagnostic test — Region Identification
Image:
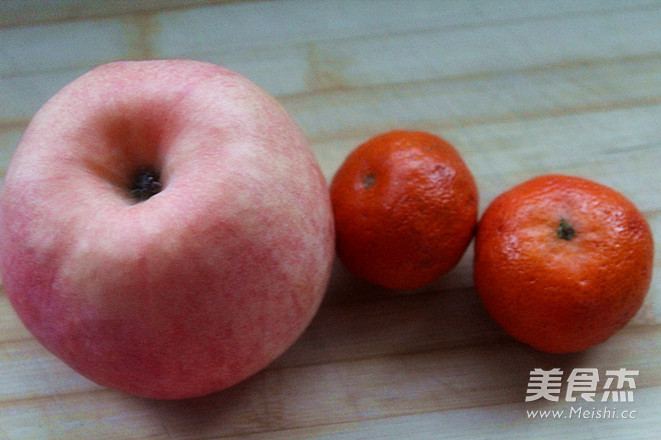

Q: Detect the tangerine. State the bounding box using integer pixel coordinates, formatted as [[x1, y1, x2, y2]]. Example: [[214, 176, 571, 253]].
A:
[[330, 130, 478, 290], [474, 174, 654, 353]]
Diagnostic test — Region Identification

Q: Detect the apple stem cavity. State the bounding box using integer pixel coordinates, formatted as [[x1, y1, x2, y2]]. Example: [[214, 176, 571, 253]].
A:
[[557, 218, 576, 241], [362, 173, 376, 189], [129, 167, 162, 201]]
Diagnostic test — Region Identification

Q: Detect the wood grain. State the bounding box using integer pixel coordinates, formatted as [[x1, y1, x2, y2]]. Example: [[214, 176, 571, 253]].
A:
[[1, 1, 660, 439]]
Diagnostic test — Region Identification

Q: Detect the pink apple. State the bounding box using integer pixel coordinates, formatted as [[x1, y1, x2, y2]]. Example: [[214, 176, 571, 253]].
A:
[[0, 60, 334, 399]]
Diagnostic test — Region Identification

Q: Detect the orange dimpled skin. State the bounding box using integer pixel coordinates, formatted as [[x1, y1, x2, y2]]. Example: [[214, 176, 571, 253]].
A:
[[330, 130, 478, 290], [474, 175, 654, 353]]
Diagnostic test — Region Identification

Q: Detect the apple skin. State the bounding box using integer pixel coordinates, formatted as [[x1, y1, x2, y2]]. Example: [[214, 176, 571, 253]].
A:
[[0, 60, 334, 399]]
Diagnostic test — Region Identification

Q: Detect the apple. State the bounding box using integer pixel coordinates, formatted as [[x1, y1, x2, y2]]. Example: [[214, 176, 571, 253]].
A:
[[0, 60, 335, 399]]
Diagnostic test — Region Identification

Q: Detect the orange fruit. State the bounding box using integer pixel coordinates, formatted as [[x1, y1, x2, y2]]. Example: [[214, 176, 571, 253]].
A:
[[330, 130, 478, 290], [474, 174, 654, 353]]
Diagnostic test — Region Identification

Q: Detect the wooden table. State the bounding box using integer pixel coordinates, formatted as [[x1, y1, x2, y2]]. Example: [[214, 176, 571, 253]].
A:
[[1, 1, 660, 438]]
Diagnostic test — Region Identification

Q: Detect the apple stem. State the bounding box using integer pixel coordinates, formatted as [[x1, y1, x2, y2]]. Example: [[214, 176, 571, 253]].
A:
[[130, 167, 162, 201], [557, 218, 575, 241]]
